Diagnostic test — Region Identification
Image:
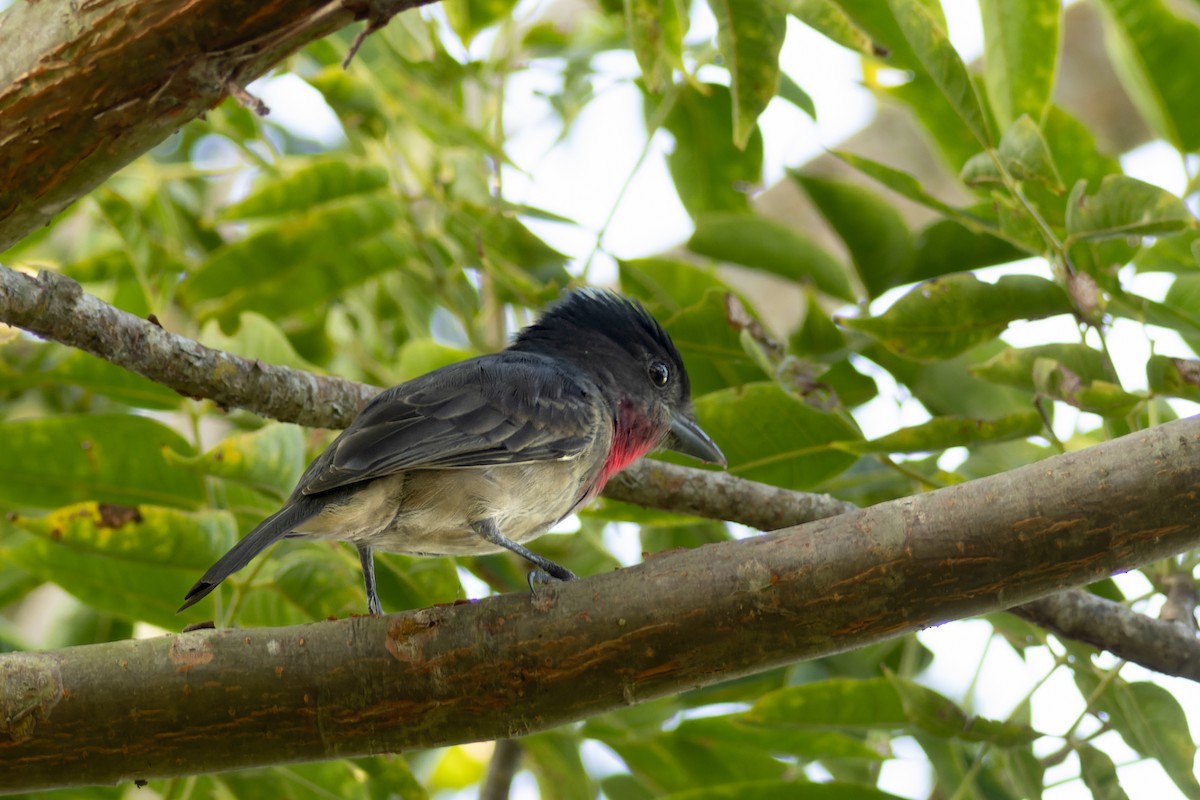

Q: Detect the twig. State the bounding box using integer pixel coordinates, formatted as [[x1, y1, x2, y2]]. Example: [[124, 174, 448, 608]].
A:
[[480, 739, 522, 800]]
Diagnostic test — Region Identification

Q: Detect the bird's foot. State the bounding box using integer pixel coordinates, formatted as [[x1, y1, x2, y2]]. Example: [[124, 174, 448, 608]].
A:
[[526, 564, 577, 591]]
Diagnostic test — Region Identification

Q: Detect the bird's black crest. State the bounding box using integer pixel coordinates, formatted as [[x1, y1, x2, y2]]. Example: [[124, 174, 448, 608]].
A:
[[513, 289, 681, 365]]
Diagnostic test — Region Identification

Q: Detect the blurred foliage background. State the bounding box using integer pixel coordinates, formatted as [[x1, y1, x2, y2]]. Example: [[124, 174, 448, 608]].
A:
[[1, 0, 1199, 797]]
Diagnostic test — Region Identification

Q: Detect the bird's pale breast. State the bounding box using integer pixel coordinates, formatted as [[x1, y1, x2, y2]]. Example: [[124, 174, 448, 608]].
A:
[[290, 460, 594, 556]]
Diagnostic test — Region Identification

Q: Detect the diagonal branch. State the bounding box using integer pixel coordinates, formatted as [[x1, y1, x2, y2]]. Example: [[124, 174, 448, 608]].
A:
[[0, 267, 375, 427], [2, 415, 1200, 791], [0, 0, 433, 252], [2, 264, 1198, 682]]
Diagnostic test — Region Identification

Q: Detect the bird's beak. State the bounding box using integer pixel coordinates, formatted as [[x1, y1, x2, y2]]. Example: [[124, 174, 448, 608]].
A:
[[666, 411, 727, 467]]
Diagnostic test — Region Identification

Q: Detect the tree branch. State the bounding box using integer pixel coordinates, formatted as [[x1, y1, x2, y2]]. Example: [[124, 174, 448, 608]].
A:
[[3, 264, 1198, 681], [2, 415, 1199, 791], [1012, 591, 1200, 681], [0, 267, 375, 427], [480, 739, 522, 800], [0, 0, 434, 252]]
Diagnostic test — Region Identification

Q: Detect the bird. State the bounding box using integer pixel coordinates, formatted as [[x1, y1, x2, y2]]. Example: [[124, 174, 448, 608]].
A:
[[179, 288, 726, 616]]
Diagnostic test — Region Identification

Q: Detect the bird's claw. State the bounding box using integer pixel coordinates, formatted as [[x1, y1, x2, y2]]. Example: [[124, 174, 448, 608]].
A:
[[527, 565, 577, 590]]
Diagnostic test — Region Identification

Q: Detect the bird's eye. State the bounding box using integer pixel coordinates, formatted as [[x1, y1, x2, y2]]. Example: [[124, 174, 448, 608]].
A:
[[648, 361, 670, 387]]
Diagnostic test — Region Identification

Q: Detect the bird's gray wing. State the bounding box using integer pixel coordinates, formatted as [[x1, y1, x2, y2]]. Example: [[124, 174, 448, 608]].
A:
[[297, 353, 603, 496]]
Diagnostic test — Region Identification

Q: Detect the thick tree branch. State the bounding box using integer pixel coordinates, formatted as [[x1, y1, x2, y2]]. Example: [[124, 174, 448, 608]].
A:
[[2, 416, 1199, 791], [0, 0, 433, 252], [2, 264, 1197, 681], [1013, 592, 1200, 680]]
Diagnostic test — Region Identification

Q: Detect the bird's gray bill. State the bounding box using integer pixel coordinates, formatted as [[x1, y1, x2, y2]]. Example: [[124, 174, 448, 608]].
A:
[[667, 412, 726, 467]]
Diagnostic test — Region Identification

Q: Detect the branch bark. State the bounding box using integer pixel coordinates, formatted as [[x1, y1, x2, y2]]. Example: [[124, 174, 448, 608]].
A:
[[0, 267, 376, 427], [0, 0, 433, 252], [2, 415, 1199, 791], [1013, 591, 1200, 679]]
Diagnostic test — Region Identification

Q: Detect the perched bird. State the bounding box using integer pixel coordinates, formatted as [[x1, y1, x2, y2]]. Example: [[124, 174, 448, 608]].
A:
[[179, 289, 725, 615]]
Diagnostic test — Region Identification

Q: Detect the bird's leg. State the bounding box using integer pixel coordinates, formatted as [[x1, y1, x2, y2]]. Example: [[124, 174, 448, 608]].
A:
[[356, 543, 384, 615], [470, 519, 577, 589]]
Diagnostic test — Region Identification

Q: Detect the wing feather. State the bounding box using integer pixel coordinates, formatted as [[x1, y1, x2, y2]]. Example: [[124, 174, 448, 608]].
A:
[[298, 353, 602, 496]]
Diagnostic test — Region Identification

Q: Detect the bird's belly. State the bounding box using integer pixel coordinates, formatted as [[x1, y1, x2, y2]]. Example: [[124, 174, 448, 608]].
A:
[[291, 464, 587, 556]]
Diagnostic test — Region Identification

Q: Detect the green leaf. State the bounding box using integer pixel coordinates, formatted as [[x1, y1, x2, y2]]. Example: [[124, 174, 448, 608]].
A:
[[228, 543, 369, 626], [788, 0, 883, 57], [1111, 282, 1200, 346], [961, 115, 1064, 192], [351, 756, 430, 800], [847, 412, 1042, 455], [1097, 0, 1200, 151], [447, 206, 572, 300], [834, 152, 994, 233], [1147, 355, 1200, 401], [524, 729, 597, 800], [444, 0, 520, 45], [777, 72, 816, 119], [1134, 230, 1200, 272], [182, 195, 406, 305], [745, 677, 908, 728], [693, 383, 861, 489], [1041, 105, 1122, 192], [0, 349, 182, 410], [620, 257, 733, 315], [0, 562, 41, 610], [792, 287, 847, 355], [885, 0, 992, 147], [221, 160, 390, 220], [1032, 357, 1141, 415], [663, 290, 765, 395], [820, 359, 879, 408], [396, 339, 475, 381], [659, 84, 764, 217], [972, 342, 1119, 388], [1070, 660, 1200, 800], [659, 781, 907, 800], [194, 230, 419, 324], [909, 219, 1026, 282], [888, 674, 1038, 746], [688, 212, 854, 300], [837, 274, 1071, 360], [1163, 273, 1200, 337], [626, 0, 688, 92], [971, 343, 1141, 416], [679, 716, 884, 761], [0, 415, 203, 510], [992, 744, 1045, 800], [199, 424, 307, 500], [373, 552, 465, 617], [1066, 175, 1195, 244], [199, 312, 324, 373], [707, 0, 787, 148], [867, 341, 1034, 418], [9, 504, 237, 627], [1077, 745, 1130, 800], [601, 774, 656, 800], [881, 74, 985, 171], [979, 0, 1060, 128], [595, 727, 787, 794], [793, 173, 914, 298]]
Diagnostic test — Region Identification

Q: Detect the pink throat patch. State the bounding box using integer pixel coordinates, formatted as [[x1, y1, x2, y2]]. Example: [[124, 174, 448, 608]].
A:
[[597, 399, 661, 489]]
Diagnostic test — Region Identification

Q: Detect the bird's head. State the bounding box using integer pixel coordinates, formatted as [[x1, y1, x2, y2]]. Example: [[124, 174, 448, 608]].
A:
[[513, 289, 726, 468]]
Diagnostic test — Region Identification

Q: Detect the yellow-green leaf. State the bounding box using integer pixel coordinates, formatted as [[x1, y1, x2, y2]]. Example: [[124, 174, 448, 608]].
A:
[[707, 0, 787, 148], [837, 274, 1070, 360]]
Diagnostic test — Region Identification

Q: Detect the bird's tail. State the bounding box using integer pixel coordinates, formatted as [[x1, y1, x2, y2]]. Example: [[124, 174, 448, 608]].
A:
[[178, 496, 324, 612]]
